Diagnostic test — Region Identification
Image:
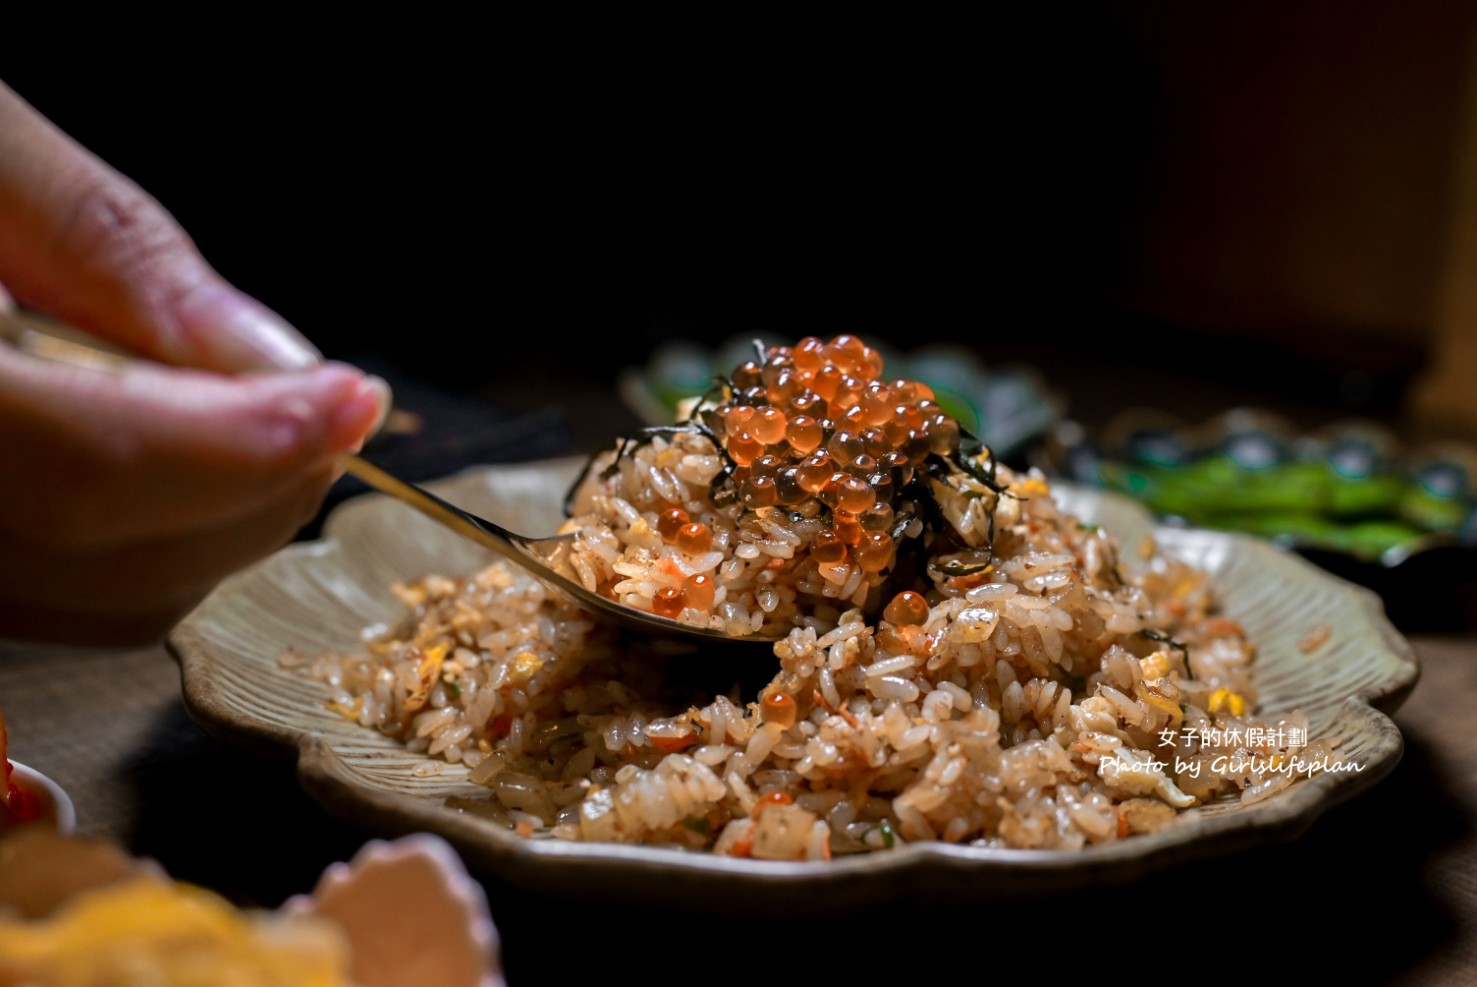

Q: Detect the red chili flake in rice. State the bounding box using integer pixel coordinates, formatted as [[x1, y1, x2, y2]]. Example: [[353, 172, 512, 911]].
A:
[[291, 334, 1335, 860]]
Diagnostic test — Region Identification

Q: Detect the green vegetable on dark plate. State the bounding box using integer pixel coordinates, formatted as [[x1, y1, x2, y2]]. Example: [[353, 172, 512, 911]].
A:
[[1057, 409, 1477, 566]]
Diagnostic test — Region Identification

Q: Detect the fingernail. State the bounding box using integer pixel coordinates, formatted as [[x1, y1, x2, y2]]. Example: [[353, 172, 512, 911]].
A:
[[362, 375, 393, 437], [329, 372, 393, 450], [176, 285, 322, 372]]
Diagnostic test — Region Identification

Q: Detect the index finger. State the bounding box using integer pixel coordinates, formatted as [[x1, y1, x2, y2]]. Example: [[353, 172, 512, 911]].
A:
[[0, 80, 321, 373]]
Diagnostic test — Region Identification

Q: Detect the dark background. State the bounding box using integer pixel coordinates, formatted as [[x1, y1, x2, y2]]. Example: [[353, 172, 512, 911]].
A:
[[6, 5, 1475, 451], [5, 31, 1010, 385], [9, 15, 1477, 984]]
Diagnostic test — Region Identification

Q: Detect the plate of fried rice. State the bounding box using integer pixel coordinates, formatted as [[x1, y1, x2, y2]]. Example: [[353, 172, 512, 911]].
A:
[[169, 334, 1418, 909]]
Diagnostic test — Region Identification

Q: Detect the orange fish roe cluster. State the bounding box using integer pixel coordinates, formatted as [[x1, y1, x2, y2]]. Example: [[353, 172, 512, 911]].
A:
[[698, 334, 963, 586], [647, 505, 721, 615], [582, 330, 1004, 632]]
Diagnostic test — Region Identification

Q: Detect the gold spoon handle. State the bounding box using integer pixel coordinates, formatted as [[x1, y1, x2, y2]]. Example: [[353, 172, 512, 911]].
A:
[[0, 309, 133, 368], [0, 307, 540, 567], [336, 452, 531, 566]]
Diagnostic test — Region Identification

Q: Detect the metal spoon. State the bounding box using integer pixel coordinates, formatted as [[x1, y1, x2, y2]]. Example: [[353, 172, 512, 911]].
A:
[[336, 453, 783, 649], [0, 309, 783, 651]]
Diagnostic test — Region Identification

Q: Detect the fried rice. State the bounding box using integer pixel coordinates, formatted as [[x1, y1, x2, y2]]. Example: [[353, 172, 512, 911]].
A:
[[285, 334, 1336, 859]]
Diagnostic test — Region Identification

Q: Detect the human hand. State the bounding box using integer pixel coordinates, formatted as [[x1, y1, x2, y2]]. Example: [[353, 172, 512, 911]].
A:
[[0, 81, 390, 645]]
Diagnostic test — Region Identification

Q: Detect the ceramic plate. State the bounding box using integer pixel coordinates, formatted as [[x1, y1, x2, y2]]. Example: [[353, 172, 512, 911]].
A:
[[169, 457, 1418, 911]]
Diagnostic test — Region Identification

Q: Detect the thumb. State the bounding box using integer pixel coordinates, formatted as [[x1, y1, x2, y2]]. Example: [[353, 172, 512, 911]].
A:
[[0, 353, 391, 549]]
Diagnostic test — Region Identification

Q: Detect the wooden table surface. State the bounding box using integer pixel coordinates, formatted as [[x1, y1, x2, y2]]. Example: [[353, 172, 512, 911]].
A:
[[4, 350, 1476, 984]]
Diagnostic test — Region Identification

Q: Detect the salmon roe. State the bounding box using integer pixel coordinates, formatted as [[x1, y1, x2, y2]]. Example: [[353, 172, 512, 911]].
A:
[[675, 522, 713, 554], [883, 590, 931, 627], [652, 585, 686, 617], [760, 689, 798, 728], [657, 507, 690, 541], [698, 334, 968, 593]]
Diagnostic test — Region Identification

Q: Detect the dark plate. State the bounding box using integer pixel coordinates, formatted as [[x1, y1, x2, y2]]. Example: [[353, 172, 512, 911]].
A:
[[1032, 407, 1477, 627]]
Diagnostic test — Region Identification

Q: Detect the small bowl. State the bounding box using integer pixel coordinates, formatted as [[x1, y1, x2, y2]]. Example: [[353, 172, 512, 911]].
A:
[[8, 763, 76, 834]]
